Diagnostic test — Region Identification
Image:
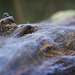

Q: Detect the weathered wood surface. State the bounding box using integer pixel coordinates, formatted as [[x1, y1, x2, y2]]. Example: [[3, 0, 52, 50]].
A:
[[0, 11, 75, 75]]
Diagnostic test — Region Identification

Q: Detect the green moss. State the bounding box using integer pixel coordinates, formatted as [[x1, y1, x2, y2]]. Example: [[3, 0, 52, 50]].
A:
[[50, 10, 75, 25]]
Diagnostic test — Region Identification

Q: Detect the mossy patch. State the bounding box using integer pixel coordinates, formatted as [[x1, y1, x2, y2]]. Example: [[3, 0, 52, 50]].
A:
[[50, 10, 75, 25]]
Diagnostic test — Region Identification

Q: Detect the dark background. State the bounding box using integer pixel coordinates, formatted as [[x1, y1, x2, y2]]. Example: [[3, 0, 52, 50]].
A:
[[0, 0, 75, 24]]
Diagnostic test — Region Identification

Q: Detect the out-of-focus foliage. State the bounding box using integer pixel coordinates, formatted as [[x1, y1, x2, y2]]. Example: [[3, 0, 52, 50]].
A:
[[0, 0, 75, 23]]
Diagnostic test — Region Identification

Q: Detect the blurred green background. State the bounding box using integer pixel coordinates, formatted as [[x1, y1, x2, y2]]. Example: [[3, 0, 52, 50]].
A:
[[0, 0, 75, 24]]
